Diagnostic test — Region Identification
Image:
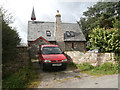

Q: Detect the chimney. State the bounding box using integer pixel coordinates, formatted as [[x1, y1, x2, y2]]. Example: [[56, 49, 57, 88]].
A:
[[31, 7, 36, 20], [55, 10, 65, 51]]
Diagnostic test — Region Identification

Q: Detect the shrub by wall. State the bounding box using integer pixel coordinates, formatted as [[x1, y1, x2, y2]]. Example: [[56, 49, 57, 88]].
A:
[[2, 48, 30, 78]]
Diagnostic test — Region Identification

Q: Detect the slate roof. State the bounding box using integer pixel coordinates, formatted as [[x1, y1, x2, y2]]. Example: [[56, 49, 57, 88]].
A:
[[62, 23, 86, 41], [28, 21, 55, 41], [28, 21, 86, 42]]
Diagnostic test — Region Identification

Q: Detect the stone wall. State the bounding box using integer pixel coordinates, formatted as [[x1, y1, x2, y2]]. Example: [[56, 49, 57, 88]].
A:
[[64, 51, 116, 66], [28, 38, 50, 59], [65, 42, 85, 51]]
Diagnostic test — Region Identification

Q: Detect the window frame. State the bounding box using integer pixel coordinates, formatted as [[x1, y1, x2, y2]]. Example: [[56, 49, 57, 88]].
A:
[[46, 30, 51, 37]]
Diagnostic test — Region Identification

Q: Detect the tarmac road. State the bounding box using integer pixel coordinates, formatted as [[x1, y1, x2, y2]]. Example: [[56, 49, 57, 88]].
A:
[[52, 74, 118, 88]]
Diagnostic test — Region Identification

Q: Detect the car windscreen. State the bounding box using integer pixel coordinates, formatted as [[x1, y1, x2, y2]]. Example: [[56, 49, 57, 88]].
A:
[[42, 47, 62, 55]]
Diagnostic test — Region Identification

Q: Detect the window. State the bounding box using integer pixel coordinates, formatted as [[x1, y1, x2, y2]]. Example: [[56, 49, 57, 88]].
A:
[[43, 47, 62, 54], [70, 31, 75, 37], [66, 31, 75, 37], [46, 31, 51, 37], [66, 31, 70, 37]]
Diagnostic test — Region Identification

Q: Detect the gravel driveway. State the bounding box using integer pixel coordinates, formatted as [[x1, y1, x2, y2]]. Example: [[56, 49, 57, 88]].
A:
[[32, 61, 119, 88]]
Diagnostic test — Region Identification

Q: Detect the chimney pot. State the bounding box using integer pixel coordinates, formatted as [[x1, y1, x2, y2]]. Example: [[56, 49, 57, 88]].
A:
[[56, 10, 61, 17]]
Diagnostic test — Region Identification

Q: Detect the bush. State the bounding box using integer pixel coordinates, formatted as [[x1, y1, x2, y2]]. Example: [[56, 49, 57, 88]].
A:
[[89, 62, 119, 75], [88, 27, 120, 53], [68, 62, 77, 68], [74, 62, 119, 75], [77, 62, 94, 71], [95, 62, 118, 71], [2, 66, 37, 88], [1, 7, 21, 64], [114, 53, 120, 62], [2, 20, 21, 64]]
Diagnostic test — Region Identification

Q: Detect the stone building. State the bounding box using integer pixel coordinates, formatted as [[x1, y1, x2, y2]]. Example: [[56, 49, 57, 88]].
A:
[[28, 8, 86, 53]]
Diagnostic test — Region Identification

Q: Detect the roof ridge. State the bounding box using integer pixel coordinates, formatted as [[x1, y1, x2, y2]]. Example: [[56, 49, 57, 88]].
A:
[[62, 22, 78, 24], [28, 21, 78, 24], [28, 21, 55, 23]]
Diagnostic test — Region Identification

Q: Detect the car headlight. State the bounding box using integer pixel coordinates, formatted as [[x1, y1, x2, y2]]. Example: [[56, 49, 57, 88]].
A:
[[44, 60, 51, 62], [62, 59, 67, 62]]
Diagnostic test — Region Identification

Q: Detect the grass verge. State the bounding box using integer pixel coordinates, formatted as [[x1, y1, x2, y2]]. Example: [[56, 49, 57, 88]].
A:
[[2, 66, 38, 88], [69, 62, 119, 76]]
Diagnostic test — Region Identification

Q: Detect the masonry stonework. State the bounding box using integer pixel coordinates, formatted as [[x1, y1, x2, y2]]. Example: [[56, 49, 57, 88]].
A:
[[65, 51, 116, 66], [28, 10, 86, 56], [28, 38, 50, 59], [65, 42, 85, 51], [55, 11, 65, 51]]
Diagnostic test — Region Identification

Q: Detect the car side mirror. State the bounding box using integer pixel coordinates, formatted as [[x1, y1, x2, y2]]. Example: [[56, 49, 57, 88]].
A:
[[62, 51, 64, 54]]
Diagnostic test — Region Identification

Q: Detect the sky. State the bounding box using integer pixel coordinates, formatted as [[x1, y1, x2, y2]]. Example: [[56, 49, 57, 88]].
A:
[[0, 0, 98, 43]]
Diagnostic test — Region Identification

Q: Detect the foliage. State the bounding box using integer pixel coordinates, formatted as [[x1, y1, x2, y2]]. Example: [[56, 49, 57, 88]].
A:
[[78, 2, 120, 40], [114, 53, 120, 69], [2, 66, 37, 88], [94, 62, 118, 72], [113, 17, 120, 35], [113, 17, 120, 29], [87, 27, 120, 53], [68, 62, 77, 68], [76, 62, 94, 71], [87, 62, 119, 75], [73, 62, 119, 76], [1, 7, 21, 64], [0, 6, 14, 24]]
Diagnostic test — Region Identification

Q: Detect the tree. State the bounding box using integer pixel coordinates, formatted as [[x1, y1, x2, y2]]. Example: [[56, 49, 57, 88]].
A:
[[1, 7, 21, 63], [87, 27, 120, 53], [78, 2, 120, 40], [113, 16, 120, 29]]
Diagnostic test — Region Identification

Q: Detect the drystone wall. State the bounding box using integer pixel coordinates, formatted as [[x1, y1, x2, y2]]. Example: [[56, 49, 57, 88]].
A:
[[64, 51, 115, 66]]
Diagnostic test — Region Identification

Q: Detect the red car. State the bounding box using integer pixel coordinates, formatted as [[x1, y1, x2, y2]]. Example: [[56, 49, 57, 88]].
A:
[[38, 44, 68, 70]]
